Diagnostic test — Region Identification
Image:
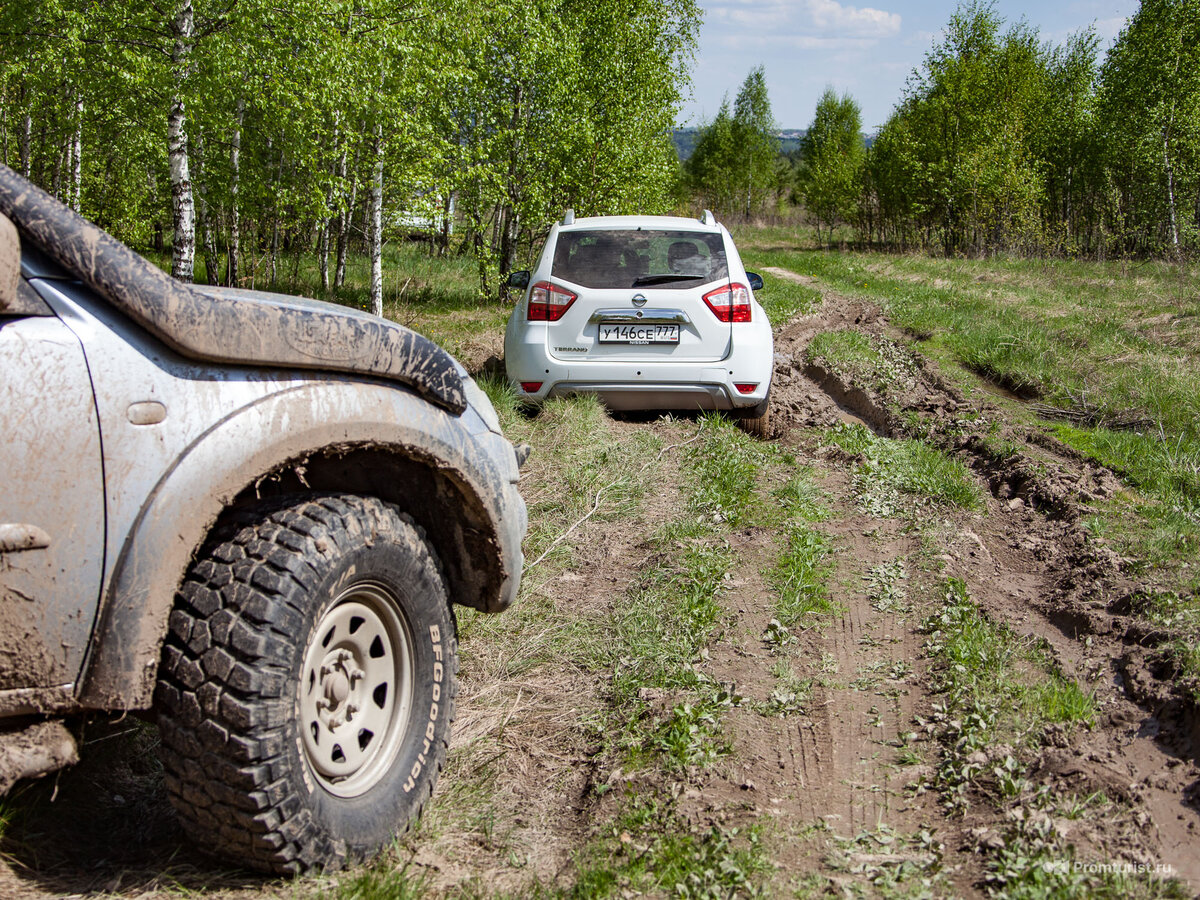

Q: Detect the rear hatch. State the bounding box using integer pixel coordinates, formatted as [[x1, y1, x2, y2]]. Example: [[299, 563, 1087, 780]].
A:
[[542, 229, 732, 363]]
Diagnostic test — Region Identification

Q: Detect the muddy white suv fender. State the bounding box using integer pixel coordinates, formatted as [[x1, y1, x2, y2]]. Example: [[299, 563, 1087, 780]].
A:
[[0, 166, 527, 874]]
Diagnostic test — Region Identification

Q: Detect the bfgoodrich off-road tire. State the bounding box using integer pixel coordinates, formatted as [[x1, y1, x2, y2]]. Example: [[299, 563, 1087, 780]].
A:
[[155, 494, 457, 874]]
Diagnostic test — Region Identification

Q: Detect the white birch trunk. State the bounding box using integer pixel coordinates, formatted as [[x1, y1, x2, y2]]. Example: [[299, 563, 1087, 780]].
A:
[[337, 144, 361, 287], [1163, 129, 1179, 250], [369, 125, 383, 318], [169, 0, 196, 282], [227, 97, 244, 285], [19, 113, 31, 177], [70, 95, 82, 212]]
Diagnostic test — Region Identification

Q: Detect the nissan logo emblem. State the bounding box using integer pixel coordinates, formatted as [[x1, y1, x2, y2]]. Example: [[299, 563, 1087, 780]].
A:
[[632, 293, 647, 307]]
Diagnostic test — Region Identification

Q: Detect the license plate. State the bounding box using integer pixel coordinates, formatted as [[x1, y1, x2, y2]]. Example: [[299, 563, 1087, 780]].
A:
[[597, 323, 679, 344]]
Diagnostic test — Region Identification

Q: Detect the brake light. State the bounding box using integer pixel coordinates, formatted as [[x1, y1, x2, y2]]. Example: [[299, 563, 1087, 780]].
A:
[[734, 383, 758, 394], [520, 382, 543, 393], [527, 281, 577, 321], [702, 284, 752, 322]]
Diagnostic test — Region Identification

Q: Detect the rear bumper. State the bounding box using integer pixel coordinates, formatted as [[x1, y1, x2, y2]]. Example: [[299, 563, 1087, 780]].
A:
[[506, 324, 774, 411], [547, 381, 737, 411]]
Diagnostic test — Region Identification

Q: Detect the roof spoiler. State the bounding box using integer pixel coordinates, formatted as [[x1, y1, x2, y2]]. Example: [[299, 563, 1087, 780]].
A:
[[562, 208, 575, 226], [700, 209, 717, 226]]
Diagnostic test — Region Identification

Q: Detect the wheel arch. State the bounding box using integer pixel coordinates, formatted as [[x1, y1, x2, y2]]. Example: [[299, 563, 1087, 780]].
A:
[[78, 382, 518, 712]]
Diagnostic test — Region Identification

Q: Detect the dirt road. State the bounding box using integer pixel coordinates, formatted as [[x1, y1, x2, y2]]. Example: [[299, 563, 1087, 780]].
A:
[[2, 270, 1197, 897]]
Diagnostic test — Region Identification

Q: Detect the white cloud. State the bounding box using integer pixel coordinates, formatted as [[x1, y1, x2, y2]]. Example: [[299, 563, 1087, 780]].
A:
[[1092, 14, 1129, 43], [714, 33, 877, 52], [805, 0, 901, 37], [704, 0, 900, 39]]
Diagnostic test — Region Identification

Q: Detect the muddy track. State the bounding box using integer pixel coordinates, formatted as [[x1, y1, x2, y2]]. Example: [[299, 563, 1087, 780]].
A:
[[760, 272, 1200, 889]]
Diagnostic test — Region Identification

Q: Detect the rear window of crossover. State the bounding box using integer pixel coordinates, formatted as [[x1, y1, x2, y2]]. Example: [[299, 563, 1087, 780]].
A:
[[552, 230, 728, 289]]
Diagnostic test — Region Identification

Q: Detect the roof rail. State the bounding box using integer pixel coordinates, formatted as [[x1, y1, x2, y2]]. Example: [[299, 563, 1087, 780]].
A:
[[562, 208, 575, 226], [700, 209, 716, 226]]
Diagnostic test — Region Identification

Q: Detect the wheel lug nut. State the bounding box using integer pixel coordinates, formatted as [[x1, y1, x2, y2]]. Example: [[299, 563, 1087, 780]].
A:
[[349, 668, 365, 682]]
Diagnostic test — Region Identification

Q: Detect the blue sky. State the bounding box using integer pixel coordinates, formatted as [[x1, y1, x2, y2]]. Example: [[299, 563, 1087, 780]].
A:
[[679, 0, 1139, 132]]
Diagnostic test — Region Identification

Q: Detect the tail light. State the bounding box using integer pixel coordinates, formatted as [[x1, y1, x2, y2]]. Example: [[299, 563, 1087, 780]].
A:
[[734, 383, 758, 394], [527, 281, 577, 321], [702, 283, 752, 322], [520, 382, 543, 393]]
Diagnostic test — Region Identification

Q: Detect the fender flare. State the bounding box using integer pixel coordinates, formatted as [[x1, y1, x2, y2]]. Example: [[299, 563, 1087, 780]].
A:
[[77, 381, 519, 711]]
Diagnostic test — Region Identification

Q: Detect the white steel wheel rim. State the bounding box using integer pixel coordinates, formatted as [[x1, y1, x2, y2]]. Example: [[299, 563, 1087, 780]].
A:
[[299, 582, 415, 798]]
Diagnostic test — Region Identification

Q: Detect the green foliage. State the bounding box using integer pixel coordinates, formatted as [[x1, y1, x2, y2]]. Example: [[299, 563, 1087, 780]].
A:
[[825, 423, 983, 513], [1095, 0, 1200, 256], [686, 414, 770, 527], [0, 0, 700, 292], [753, 271, 822, 325], [826, 0, 1200, 260], [685, 66, 779, 220], [797, 88, 865, 245], [328, 859, 428, 899], [865, 2, 1049, 255]]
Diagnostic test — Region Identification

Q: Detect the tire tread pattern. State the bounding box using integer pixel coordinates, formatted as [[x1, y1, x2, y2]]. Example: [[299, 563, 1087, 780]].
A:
[[156, 494, 458, 874]]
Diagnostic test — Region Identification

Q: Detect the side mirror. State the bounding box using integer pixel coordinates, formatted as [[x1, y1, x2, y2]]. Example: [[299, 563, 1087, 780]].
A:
[[746, 271, 764, 292], [505, 270, 530, 291], [0, 213, 18, 312]]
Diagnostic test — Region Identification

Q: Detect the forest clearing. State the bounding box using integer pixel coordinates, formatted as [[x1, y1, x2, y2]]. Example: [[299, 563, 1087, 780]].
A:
[[1, 233, 1197, 898]]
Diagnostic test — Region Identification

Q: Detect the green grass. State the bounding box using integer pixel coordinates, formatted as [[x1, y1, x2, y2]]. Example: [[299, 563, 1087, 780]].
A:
[[568, 797, 770, 899], [422, 394, 668, 851], [324, 858, 428, 899], [825, 423, 983, 513], [604, 528, 731, 704], [685, 414, 773, 527], [808, 329, 920, 394], [768, 523, 834, 627], [923, 579, 1095, 745], [754, 270, 822, 325], [772, 467, 831, 522], [745, 243, 1200, 518], [743, 241, 1198, 701]]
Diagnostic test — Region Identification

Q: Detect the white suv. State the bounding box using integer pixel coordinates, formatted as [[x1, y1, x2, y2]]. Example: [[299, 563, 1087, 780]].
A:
[[503, 211, 773, 433]]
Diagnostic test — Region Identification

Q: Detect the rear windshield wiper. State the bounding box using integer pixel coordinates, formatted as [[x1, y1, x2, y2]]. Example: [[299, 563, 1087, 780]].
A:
[[631, 273, 703, 287]]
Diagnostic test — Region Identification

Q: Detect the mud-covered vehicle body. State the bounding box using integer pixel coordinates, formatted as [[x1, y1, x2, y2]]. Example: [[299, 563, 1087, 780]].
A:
[[0, 166, 527, 873]]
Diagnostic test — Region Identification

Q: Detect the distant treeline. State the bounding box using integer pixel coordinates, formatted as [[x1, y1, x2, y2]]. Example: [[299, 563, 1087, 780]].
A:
[[674, 128, 805, 160], [0, 0, 700, 302], [687, 1, 1200, 260]]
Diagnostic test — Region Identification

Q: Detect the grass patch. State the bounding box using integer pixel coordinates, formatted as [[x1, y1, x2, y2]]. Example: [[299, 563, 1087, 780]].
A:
[[808, 329, 920, 394], [772, 467, 831, 522], [569, 796, 770, 899], [866, 558, 910, 615], [768, 522, 834, 627], [325, 858, 428, 899], [755, 270, 822, 325], [744, 244, 1200, 577], [686, 414, 773, 527], [826, 423, 983, 514], [1051, 424, 1200, 517], [922, 579, 1095, 754]]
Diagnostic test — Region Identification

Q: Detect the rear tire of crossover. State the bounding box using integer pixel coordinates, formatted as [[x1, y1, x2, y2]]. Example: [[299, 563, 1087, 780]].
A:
[[155, 494, 457, 875], [735, 391, 771, 439]]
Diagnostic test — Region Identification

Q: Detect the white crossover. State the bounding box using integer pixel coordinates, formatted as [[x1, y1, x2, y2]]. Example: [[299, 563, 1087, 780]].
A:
[[503, 210, 774, 430]]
